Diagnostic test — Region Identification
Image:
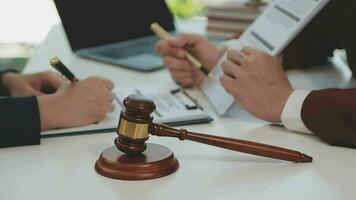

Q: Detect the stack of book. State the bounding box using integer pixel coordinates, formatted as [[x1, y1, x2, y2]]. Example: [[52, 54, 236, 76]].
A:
[[205, 0, 266, 39]]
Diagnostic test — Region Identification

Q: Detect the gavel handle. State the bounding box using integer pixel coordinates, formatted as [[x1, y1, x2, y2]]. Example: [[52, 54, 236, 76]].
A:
[[149, 123, 312, 163]]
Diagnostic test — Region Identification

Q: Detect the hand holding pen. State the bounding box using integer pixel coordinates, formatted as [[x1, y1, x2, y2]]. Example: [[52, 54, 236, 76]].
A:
[[50, 56, 79, 83], [41, 56, 115, 129], [153, 23, 227, 87], [151, 23, 215, 79]]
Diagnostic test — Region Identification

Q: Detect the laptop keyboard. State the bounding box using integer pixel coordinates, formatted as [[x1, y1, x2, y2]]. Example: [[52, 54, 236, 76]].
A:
[[95, 37, 158, 59]]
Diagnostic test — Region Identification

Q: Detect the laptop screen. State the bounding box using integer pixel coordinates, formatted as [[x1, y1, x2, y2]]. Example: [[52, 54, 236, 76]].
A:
[[54, 0, 175, 50]]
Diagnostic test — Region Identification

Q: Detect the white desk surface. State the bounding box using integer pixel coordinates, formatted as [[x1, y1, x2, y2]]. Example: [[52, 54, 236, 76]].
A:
[[1, 20, 356, 200]]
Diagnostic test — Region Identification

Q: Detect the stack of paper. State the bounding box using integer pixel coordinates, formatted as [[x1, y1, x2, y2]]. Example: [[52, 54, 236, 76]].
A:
[[205, 0, 266, 39]]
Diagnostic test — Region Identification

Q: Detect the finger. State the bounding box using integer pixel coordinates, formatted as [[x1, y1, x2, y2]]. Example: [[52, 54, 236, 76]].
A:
[[221, 59, 239, 79], [163, 56, 192, 71], [156, 40, 186, 58], [169, 33, 206, 48], [170, 48, 187, 59], [28, 87, 45, 96], [220, 74, 237, 95], [218, 45, 229, 56], [170, 70, 193, 81], [40, 72, 65, 92], [86, 77, 114, 90], [155, 39, 187, 57], [56, 81, 70, 92], [155, 40, 169, 54], [169, 48, 186, 59], [107, 103, 115, 113], [175, 76, 195, 87], [241, 46, 257, 55], [107, 91, 115, 103], [227, 49, 244, 65], [102, 79, 114, 90], [191, 69, 205, 86]]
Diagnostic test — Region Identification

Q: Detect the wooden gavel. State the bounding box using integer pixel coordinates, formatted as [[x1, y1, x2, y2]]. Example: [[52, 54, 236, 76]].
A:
[[115, 94, 312, 163]]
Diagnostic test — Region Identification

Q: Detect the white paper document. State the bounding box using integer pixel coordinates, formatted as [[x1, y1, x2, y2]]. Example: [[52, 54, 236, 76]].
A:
[[201, 0, 330, 116], [41, 84, 212, 136]]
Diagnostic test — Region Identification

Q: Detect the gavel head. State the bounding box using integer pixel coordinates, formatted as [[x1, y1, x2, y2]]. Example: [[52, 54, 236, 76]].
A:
[[115, 94, 156, 155]]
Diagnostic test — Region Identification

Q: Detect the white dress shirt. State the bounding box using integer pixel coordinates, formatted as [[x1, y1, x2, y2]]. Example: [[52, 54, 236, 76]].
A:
[[281, 90, 313, 134]]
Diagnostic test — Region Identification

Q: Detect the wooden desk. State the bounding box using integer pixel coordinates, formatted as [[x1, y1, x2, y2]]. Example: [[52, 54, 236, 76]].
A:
[[1, 21, 356, 200]]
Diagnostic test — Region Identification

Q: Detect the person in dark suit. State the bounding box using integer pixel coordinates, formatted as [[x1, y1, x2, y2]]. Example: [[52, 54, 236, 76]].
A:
[[0, 69, 115, 148], [155, 0, 356, 147]]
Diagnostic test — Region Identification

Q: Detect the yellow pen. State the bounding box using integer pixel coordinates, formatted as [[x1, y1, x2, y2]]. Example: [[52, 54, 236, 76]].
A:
[[151, 22, 216, 80]]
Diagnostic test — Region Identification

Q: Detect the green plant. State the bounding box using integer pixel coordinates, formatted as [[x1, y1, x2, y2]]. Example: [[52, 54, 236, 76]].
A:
[[166, 0, 205, 19]]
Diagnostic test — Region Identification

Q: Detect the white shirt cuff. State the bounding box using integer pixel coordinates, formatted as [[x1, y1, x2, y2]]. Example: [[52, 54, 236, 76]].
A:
[[281, 90, 313, 134]]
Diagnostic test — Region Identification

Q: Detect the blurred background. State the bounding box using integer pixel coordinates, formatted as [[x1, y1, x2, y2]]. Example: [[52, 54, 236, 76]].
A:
[[0, 0, 59, 71], [0, 0, 267, 71]]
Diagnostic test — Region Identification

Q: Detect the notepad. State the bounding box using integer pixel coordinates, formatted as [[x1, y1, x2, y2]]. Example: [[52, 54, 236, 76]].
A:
[[41, 83, 213, 137]]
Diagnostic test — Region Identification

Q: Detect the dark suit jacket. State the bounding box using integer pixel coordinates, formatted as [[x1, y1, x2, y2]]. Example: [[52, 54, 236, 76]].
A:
[[0, 70, 41, 148], [302, 89, 356, 148], [284, 0, 356, 72], [283, 0, 356, 147]]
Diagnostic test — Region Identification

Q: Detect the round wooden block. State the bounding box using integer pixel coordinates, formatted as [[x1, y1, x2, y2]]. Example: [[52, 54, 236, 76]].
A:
[[95, 143, 179, 180]]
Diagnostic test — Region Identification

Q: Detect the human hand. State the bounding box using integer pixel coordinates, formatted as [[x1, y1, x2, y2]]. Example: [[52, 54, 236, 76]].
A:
[[1, 71, 64, 97], [155, 33, 226, 87], [220, 47, 293, 122], [38, 77, 115, 130]]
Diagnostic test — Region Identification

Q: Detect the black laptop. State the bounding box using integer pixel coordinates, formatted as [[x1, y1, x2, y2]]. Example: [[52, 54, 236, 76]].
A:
[[54, 0, 175, 71]]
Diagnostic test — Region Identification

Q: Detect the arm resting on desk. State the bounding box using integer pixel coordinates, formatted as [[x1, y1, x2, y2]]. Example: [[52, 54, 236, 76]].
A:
[[301, 89, 356, 148], [281, 90, 313, 134], [0, 97, 41, 148], [282, 88, 356, 148]]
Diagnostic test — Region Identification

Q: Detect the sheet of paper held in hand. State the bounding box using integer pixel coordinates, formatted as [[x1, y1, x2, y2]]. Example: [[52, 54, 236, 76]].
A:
[[201, 0, 330, 116], [41, 84, 211, 136]]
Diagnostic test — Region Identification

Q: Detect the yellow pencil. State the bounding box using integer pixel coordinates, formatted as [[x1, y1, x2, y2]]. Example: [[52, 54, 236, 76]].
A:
[[151, 22, 216, 80]]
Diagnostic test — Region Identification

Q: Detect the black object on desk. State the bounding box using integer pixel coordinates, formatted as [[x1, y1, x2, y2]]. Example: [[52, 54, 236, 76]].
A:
[[49, 56, 78, 82], [53, 0, 175, 72]]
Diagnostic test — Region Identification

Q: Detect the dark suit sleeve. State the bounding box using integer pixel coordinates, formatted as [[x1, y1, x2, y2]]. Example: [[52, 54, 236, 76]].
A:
[[282, 0, 341, 69], [0, 96, 41, 148], [301, 89, 356, 148], [344, 0, 356, 74]]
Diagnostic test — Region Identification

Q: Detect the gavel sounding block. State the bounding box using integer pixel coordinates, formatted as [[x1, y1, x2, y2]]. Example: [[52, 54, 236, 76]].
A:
[[95, 143, 179, 180]]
